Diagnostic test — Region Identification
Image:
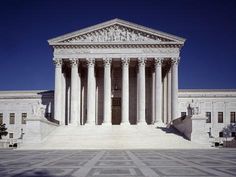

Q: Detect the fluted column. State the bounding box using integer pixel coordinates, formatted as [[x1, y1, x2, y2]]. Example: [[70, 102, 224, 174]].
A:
[[86, 58, 96, 125], [167, 67, 172, 122], [171, 57, 180, 120], [70, 59, 79, 126], [154, 58, 163, 124], [138, 57, 146, 124], [121, 57, 130, 125], [61, 72, 66, 125], [103, 57, 112, 125], [54, 58, 63, 124], [152, 68, 155, 124], [163, 74, 168, 124]]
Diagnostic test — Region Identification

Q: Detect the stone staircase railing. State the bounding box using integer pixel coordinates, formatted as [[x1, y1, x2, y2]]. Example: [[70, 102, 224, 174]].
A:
[[171, 115, 209, 145]]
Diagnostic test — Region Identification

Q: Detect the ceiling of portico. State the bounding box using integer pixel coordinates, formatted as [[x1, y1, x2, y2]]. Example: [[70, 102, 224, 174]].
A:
[[48, 18, 185, 47]]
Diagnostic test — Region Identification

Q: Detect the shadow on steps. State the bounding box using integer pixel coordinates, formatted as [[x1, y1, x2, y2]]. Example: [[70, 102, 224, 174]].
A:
[[155, 125, 189, 140]]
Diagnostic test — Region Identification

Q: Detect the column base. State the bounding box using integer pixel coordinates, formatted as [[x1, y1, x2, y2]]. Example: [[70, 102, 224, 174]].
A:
[[120, 122, 130, 126], [154, 122, 166, 128], [84, 122, 96, 126], [137, 122, 148, 126], [102, 122, 112, 126], [68, 123, 78, 127]]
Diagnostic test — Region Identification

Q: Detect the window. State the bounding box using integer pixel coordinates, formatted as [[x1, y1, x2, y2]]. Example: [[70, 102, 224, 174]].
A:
[[206, 112, 211, 123], [181, 112, 186, 117], [21, 113, 27, 124], [9, 133, 13, 138], [0, 113, 3, 124], [219, 132, 223, 137], [232, 132, 236, 137], [9, 113, 15, 124], [230, 112, 236, 123], [218, 112, 223, 123]]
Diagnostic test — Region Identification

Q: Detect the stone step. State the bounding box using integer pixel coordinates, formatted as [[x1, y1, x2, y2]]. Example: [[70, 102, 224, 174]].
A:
[[20, 125, 211, 149]]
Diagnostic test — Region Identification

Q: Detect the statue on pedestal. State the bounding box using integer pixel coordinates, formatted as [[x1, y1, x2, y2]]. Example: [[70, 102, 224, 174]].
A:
[[188, 100, 200, 116], [32, 100, 46, 119]]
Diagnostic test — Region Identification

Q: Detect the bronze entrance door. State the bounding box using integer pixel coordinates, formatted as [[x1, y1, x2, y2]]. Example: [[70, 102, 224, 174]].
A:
[[112, 97, 121, 124]]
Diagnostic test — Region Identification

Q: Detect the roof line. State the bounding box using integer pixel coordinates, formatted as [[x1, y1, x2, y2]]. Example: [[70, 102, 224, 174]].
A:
[[48, 18, 186, 44]]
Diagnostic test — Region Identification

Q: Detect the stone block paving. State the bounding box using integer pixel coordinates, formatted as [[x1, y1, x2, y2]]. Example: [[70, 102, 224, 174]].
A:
[[0, 149, 236, 176]]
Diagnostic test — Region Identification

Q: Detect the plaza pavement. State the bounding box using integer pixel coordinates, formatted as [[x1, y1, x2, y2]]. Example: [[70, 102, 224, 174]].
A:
[[0, 149, 236, 177]]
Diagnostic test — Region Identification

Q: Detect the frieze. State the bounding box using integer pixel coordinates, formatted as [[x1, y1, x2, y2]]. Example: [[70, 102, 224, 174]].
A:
[[54, 48, 180, 56], [55, 49, 90, 55], [142, 48, 179, 54]]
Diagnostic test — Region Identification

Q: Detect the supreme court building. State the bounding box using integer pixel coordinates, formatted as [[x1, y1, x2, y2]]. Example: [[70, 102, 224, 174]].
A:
[[49, 18, 184, 126], [1, 19, 236, 148]]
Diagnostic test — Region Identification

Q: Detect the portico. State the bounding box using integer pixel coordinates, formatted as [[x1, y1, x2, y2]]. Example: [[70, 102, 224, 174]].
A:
[[49, 19, 185, 126]]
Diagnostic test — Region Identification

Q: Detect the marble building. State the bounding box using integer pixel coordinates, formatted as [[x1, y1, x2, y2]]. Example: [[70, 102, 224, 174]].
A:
[[0, 19, 235, 147], [49, 18, 183, 127]]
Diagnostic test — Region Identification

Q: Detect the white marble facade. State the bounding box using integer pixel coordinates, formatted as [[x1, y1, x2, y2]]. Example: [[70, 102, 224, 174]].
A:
[[49, 19, 183, 126], [0, 19, 236, 141]]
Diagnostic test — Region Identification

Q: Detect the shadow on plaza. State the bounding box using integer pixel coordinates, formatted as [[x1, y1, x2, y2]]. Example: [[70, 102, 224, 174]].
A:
[[11, 169, 58, 177], [155, 125, 188, 140]]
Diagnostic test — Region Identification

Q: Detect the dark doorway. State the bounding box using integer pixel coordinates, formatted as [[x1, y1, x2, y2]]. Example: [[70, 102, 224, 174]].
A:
[[112, 97, 121, 124]]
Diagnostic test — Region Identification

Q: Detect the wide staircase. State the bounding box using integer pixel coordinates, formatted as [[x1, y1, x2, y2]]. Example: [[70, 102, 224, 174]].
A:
[[20, 124, 211, 149]]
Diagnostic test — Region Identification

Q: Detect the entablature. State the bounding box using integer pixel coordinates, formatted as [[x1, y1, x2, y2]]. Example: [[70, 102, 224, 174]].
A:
[[53, 47, 180, 59]]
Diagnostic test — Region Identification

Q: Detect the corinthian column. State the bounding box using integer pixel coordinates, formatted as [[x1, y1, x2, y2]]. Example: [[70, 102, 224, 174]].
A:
[[86, 58, 96, 125], [103, 57, 112, 125], [171, 57, 180, 120], [154, 58, 163, 124], [53, 58, 62, 124], [138, 57, 146, 124], [70, 59, 80, 126], [121, 57, 130, 125]]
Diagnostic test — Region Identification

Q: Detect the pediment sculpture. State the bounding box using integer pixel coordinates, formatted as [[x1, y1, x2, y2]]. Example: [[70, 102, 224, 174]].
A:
[[61, 25, 169, 43]]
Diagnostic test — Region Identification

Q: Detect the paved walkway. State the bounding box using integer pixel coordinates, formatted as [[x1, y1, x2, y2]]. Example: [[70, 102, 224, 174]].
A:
[[0, 149, 236, 177]]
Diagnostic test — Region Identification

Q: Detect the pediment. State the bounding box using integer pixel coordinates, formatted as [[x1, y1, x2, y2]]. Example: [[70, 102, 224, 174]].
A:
[[48, 19, 185, 45]]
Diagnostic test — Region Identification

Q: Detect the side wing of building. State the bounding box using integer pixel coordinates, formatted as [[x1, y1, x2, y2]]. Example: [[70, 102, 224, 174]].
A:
[[0, 90, 54, 140], [179, 89, 236, 138]]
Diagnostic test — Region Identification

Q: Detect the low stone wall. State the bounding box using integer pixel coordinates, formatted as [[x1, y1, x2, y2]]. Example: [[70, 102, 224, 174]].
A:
[[172, 115, 209, 144], [23, 118, 59, 144], [0, 139, 10, 148]]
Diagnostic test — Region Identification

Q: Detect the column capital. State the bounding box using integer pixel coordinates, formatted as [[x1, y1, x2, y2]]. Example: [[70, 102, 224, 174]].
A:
[[86, 58, 95, 67], [53, 58, 62, 67], [103, 57, 112, 67], [154, 57, 164, 67], [69, 58, 79, 67], [171, 57, 180, 65], [121, 57, 130, 66], [138, 57, 146, 66]]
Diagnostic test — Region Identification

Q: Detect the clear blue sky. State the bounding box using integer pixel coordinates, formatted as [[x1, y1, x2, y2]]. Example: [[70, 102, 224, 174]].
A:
[[0, 0, 235, 90]]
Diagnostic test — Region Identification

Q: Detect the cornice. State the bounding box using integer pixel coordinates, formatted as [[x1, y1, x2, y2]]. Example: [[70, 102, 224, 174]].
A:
[[52, 43, 183, 49], [179, 89, 236, 98], [0, 90, 54, 99]]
